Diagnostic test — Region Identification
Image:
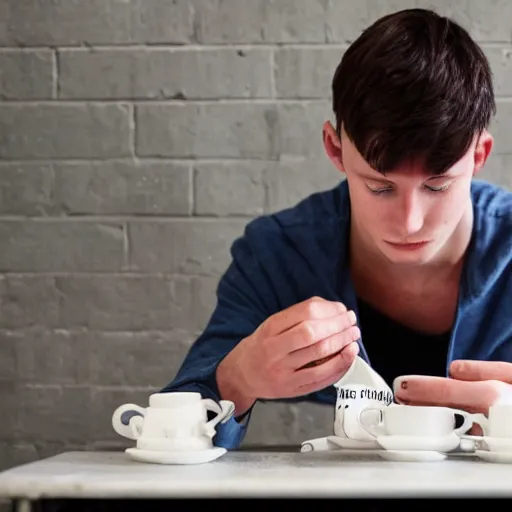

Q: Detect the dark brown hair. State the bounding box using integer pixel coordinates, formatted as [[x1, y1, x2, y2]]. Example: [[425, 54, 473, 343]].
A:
[[332, 8, 496, 175]]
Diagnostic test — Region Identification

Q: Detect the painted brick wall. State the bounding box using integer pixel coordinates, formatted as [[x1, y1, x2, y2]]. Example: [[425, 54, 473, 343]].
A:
[[0, 0, 511, 472]]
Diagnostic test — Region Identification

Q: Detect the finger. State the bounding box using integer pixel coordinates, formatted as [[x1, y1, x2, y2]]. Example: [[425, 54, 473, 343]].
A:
[[293, 341, 360, 392], [283, 311, 358, 354], [258, 296, 348, 337], [450, 360, 512, 384], [289, 326, 361, 370], [393, 375, 502, 413]]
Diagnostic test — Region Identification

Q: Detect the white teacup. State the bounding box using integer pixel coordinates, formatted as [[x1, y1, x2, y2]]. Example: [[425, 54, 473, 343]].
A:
[[357, 404, 474, 438], [112, 392, 235, 451], [473, 404, 512, 438], [460, 405, 512, 450], [334, 383, 394, 441]]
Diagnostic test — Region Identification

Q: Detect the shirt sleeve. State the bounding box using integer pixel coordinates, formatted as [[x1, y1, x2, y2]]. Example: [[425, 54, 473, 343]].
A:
[[160, 222, 279, 450]]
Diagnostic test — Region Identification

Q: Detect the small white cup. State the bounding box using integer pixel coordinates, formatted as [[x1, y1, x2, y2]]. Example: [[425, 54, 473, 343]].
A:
[[357, 404, 474, 438], [112, 392, 235, 451], [475, 404, 512, 438], [334, 383, 394, 441], [460, 404, 512, 450]]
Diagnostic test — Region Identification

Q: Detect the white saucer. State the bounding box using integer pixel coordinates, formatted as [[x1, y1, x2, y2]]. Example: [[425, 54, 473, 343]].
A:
[[126, 447, 227, 465], [475, 450, 512, 464], [378, 450, 447, 462], [327, 435, 379, 450], [376, 433, 461, 452], [461, 435, 512, 452], [300, 437, 333, 452]]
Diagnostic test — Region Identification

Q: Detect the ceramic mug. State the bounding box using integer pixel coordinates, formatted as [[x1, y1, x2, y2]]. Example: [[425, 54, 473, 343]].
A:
[[357, 404, 474, 438], [460, 404, 512, 451], [334, 383, 394, 441], [112, 392, 235, 451]]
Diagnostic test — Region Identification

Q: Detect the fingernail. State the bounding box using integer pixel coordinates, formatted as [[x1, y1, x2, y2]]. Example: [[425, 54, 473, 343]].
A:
[[450, 360, 465, 374], [347, 310, 356, 324], [351, 326, 361, 341], [393, 376, 407, 394]]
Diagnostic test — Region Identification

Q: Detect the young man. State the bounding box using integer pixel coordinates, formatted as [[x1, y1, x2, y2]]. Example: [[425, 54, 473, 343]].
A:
[[161, 8, 512, 448]]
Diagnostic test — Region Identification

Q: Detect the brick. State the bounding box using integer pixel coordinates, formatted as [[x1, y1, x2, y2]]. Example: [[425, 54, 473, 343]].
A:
[[192, 0, 327, 43], [290, 401, 335, 444], [416, 0, 512, 42], [0, 221, 125, 272], [24, 441, 87, 463], [242, 401, 333, 446], [0, 382, 25, 440], [482, 154, 512, 190], [128, 219, 246, 274], [87, 331, 197, 387], [0, 50, 53, 99], [16, 384, 91, 442], [0, 276, 59, 329], [265, 159, 342, 213], [0, 104, 131, 160], [194, 162, 266, 216], [0, 0, 193, 46], [53, 161, 191, 216], [5, 329, 88, 385], [89, 387, 158, 441], [169, 275, 219, 332], [56, 276, 173, 331], [59, 48, 272, 100], [0, 163, 54, 216], [325, 0, 422, 43], [242, 402, 298, 445], [275, 47, 344, 98], [136, 103, 279, 159], [276, 101, 332, 158], [0, 331, 16, 381], [0, 328, 192, 388], [0, 442, 39, 471], [483, 46, 512, 97], [490, 101, 512, 155]]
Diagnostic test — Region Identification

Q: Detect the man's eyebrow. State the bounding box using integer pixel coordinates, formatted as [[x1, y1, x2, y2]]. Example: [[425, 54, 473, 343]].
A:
[[358, 172, 394, 184], [427, 172, 452, 180]]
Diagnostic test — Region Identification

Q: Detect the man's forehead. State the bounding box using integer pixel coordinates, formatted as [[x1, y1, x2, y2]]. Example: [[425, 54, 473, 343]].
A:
[[342, 137, 470, 178]]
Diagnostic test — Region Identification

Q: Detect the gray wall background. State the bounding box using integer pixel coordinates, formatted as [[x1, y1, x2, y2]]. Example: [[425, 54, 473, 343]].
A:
[[0, 0, 511, 471]]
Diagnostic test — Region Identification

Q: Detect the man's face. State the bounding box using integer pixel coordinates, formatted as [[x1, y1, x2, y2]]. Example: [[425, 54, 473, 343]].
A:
[[327, 127, 487, 266]]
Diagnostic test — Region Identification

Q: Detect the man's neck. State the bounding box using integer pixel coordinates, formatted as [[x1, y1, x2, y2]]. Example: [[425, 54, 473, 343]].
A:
[[349, 206, 474, 297]]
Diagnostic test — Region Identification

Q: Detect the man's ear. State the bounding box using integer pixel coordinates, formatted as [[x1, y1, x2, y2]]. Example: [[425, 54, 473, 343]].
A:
[[473, 130, 494, 176], [323, 121, 345, 174]]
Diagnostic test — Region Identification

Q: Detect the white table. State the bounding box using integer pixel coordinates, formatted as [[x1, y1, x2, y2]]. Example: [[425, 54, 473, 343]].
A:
[[1, 448, 512, 509]]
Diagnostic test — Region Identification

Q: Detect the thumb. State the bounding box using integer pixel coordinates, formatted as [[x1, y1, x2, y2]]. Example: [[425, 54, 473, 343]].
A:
[[450, 360, 512, 384]]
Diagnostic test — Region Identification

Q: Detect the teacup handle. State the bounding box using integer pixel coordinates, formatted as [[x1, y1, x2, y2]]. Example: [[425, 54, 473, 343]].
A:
[[459, 412, 489, 438], [451, 409, 476, 435], [112, 403, 146, 440], [356, 406, 385, 438], [202, 399, 236, 436]]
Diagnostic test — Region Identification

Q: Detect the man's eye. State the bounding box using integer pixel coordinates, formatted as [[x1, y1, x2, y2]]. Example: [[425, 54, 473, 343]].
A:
[[425, 184, 449, 192], [367, 186, 392, 195]]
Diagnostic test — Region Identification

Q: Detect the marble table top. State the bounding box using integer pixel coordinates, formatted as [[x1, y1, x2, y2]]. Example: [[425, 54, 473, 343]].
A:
[[1, 449, 512, 499]]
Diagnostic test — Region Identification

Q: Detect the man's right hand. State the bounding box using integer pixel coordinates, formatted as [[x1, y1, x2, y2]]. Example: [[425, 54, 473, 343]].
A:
[[216, 296, 360, 416]]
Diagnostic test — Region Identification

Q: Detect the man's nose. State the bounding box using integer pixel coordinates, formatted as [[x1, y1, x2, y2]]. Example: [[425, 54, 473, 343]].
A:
[[399, 193, 424, 236]]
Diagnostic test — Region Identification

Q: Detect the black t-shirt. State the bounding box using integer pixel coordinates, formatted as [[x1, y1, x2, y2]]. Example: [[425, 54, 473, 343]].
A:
[[356, 297, 451, 389]]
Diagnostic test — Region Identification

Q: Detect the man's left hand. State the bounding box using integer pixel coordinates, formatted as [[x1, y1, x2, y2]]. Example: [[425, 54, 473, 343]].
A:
[[393, 360, 512, 413]]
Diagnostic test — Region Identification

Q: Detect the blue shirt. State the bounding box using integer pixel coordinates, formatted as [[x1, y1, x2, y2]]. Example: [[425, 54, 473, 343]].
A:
[[161, 179, 512, 449]]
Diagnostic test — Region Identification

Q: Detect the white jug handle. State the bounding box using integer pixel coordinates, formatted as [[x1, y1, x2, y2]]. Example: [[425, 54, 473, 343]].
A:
[[202, 399, 235, 436], [112, 403, 146, 440], [356, 406, 384, 438]]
